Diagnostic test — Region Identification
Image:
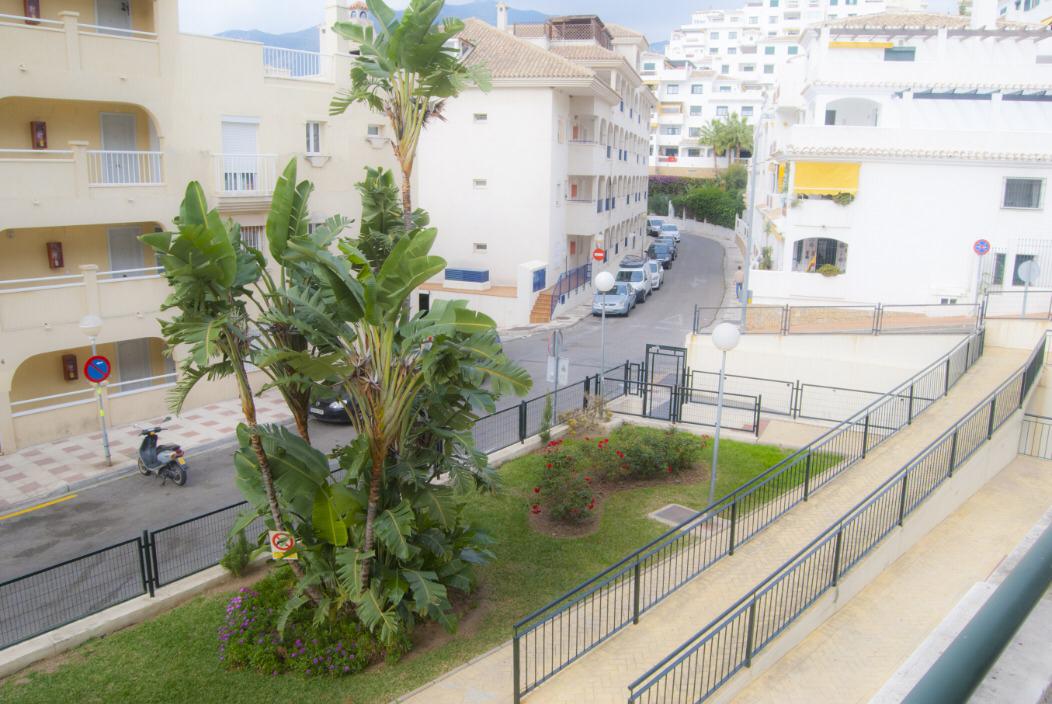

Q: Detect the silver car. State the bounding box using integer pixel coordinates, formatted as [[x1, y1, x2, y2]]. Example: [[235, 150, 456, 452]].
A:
[[645, 259, 664, 290], [659, 223, 681, 242], [592, 281, 636, 316]]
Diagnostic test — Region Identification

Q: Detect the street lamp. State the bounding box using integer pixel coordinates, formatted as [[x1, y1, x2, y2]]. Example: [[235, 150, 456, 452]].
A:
[[595, 270, 615, 397], [79, 314, 112, 466], [708, 322, 741, 506]]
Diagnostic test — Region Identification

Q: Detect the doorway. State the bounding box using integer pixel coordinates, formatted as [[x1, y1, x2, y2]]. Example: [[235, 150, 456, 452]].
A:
[[117, 339, 151, 392], [107, 227, 145, 276], [418, 292, 430, 314], [95, 0, 131, 34], [100, 112, 138, 183]]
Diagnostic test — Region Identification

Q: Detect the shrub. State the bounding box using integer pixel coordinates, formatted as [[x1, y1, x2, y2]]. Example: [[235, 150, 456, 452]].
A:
[[719, 163, 748, 192], [220, 528, 253, 577], [558, 394, 611, 438], [832, 192, 855, 206], [672, 186, 744, 229], [536, 441, 596, 524], [613, 426, 705, 480], [817, 264, 842, 277], [218, 569, 387, 677], [539, 394, 553, 445], [760, 246, 773, 271]]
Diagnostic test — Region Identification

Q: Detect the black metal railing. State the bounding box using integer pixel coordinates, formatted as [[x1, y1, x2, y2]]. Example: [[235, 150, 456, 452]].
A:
[[626, 334, 1044, 704], [549, 263, 593, 319], [692, 302, 981, 336], [510, 329, 985, 702], [1019, 414, 1052, 460]]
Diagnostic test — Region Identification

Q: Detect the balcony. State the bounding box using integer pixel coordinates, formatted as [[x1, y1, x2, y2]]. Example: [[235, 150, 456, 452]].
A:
[[568, 141, 606, 175], [86, 150, 164, 186], [786, 197, 854, 229], [784, 124, 1052, 157], [213, 154, 278, 198], [262, 47, 334, 82]]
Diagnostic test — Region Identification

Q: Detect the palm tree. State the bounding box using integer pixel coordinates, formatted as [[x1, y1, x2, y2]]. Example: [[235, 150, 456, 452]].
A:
[[330, 0, 491, 231], [699, 119, 729, 176], [721, 112, 754, 162]]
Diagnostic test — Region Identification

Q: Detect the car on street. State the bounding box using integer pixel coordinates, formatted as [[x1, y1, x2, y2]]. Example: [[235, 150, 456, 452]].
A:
[[659, 223, 681, 242], [647, 242, 673, 269], [592, 281, 637, 316], [647, 217, 664, 236], [309, 394, 357, 424], [619, 254, 663, 292], [615, 265, 652, 302], [655, 236, 678, 260]]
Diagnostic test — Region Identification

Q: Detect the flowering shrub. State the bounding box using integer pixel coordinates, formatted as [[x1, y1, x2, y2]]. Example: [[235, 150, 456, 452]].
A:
[[218, 570, 384, 677], [536, 440, 595, 524], [617, 426, 703, 479]]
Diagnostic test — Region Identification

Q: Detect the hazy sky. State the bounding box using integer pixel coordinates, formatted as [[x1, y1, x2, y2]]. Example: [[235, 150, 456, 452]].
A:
[[179, 0, 957, 45]]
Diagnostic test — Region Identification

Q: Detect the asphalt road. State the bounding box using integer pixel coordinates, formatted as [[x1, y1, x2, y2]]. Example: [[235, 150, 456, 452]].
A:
[[0, 231, 725, 587]]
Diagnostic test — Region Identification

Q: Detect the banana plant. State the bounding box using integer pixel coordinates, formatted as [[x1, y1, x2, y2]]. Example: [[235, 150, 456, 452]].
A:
[[330, 0, 491, 230]]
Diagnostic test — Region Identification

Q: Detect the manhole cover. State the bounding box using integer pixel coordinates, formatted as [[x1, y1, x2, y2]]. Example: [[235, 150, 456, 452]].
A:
[[649, 503, 699, 527]]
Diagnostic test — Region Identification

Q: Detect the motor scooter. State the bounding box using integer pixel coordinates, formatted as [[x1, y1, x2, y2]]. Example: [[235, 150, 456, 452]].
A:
[[136, 417, 188, 486]]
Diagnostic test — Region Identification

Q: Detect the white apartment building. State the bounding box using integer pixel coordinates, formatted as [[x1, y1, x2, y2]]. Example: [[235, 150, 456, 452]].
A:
[[647, 0, 902, 175], [415, 11, 655, 326], [745, 11, 1052, 306], [0, 0, 392, 452], [999, 0, 1052, 25]]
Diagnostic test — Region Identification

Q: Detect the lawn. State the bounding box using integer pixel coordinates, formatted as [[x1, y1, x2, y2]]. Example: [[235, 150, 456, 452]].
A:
[[0, 428, 793, 704]]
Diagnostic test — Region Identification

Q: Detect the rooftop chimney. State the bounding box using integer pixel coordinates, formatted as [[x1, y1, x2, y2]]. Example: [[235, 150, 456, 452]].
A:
[[970, 0, 997, 29], [496, 2, 509, 31]]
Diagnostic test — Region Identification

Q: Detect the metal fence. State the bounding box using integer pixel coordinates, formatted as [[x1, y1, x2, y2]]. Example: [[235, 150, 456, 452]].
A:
[[610, 376, 762, 435], [983, 289, 1052, 321], [511, 329, 986, 702], [627, 333, 1044, 704], [692, 302, 981, 336], [1019, 414, 1052, 460]]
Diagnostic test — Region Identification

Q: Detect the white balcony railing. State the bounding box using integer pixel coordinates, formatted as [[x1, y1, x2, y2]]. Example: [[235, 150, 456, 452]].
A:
[[86, 150, 164, 186], [263, 47, 333, 80], [214, 154, 277, 196]]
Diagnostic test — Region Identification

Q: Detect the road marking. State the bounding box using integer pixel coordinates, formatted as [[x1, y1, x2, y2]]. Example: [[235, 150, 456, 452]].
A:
[[0, 493, 77, 521]]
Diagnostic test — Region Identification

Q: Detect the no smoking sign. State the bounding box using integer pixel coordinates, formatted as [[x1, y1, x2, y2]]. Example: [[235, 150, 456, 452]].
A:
[[269, 530, 298, 561]]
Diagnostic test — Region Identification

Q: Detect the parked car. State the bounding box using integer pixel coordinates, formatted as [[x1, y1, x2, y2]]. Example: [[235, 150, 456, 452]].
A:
[[647, 243, 673, 269], [620, 254, 663, 291], [592, 281, 637, 316], [655, 236, 678, 260], [309, 394, 357, 424], [615, 266, 652, 302], [647, 217, 664, 236], [659, 223, 681, 242]]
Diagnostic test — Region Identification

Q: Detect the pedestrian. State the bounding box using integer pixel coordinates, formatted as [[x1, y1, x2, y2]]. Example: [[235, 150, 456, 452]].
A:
[[734, 266, 744, 301]]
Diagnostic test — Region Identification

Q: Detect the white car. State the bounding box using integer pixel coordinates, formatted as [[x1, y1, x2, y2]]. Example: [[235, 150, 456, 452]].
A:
[[620, 255, 663, 293], [647, 217, 664, 236], [645, 259, 665, 290], [615, 265, 653, 302], [659, 223, 681, 242]]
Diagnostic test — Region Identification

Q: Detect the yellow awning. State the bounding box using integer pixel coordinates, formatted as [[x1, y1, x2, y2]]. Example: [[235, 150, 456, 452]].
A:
[[777, 163, 787, 193], [793, 161, 860, 196]]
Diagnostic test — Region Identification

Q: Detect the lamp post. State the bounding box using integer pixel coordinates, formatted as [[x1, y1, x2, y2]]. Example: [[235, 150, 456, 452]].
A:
[[595, 271, 615, 398], [708, 322, 741, 506], [79, 314, 112, 466]]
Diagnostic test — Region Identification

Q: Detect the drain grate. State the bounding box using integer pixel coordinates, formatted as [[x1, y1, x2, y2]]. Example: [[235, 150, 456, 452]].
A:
[[648, 503, 700, 527]]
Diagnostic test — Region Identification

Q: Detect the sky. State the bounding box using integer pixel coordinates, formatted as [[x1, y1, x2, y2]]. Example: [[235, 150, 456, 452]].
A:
[[179, 0, 958, 45]]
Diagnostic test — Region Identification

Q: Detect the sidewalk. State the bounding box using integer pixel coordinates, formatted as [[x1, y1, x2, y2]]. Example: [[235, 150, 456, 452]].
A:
[[730, 455, 1052, 704], [397, 346, 1026, 704], [0, 391, 291, 513]]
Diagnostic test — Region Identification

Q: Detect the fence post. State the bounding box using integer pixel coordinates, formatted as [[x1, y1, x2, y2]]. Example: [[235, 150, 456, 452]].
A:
[[623, 361, 630, 397], [632, 560, 642, 624], [948, 427, 959, 478], [803, 451, 813, 501], [513, 634, 522, 704], [583, 376, 591, 408], [518, 401, 527, 443], [744, 599, 758, 667], [944, 357, 952, 395], [781, 304, 790, 335], [907, 384, 915, 424], [831, 528, 844, 586], [692, 304, 699, 333], [898, 474, 909, 526], [728, 499, 739, 555], [987, 397, 997, 439], [139, 530, 155, 598], [862, 413, 870, 458], [754, 395, 762, 437]]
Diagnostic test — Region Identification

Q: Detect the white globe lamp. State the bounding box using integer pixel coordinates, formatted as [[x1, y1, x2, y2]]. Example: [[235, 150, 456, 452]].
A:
[[708, 322, 741, 507], [712, 322, 741, 352], [595, 270, 615, 293]]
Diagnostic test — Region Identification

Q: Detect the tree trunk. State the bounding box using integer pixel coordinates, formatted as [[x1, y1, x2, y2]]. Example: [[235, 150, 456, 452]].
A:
[[359, 452, 385, 588], [400, 162, 413, 233]]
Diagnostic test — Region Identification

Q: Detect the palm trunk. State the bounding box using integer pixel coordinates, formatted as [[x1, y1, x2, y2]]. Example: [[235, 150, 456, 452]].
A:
[[400, 162, 413, 233], [359, 452, 385, 588]]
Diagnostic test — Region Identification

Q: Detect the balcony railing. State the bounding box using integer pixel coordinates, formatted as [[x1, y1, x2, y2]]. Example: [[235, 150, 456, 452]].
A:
[[262, 47, 333, 80], [213, 154, 277, 196], [86, 150, 164, 186]]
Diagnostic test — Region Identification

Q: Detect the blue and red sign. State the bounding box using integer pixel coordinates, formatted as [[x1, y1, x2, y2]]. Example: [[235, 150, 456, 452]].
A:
[[84, 355, 111, 383], [973, 239, 991, 256]]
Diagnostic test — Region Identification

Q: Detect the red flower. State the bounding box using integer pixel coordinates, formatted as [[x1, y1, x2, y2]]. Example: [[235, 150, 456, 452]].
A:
[[584, 476, 592, 483], [531, 504, 541, 514], [546, 463, 552, 469], [533, 487, 540, 494], [666, 465, 673, 473], [616, 450, 625, 459]]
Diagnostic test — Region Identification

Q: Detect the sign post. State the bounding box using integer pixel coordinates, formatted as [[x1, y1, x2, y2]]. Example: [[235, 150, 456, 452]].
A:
[[547, 330, 566, 420], [1016, 259, 1040, 319], [972, 239, 990, 305], [83, 354, 112, 466]]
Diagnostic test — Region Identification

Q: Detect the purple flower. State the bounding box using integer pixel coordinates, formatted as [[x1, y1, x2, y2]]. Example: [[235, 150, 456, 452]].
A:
[[305, 668, 311, 675]]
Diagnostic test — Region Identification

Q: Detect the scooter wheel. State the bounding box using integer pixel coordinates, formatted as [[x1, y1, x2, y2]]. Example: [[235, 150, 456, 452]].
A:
[[137, 457, 151, 476], [170, 464, 188, 487]]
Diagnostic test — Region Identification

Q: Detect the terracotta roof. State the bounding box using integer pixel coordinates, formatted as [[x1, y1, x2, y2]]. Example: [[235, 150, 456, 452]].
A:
[[549, 44, 624, 62], [459, 19, 594, 80], [605, 23, 644, 39], [823, 11, 1041, 30], [784, 144, 1052, 162]]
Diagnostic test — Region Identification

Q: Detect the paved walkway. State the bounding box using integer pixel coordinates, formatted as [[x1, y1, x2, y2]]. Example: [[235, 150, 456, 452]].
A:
[[731, 455, 1052, 704], [0, 391, 291, 512], [397, 345, 1027, 704]]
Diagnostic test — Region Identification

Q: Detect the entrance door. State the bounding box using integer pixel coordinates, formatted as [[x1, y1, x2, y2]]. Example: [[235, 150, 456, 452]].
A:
[[107, 227, 145, 276], [642, 344, 687, 420], [221, 120, 259, 193], [95, 0, 131, 35], [117, 338, 151, 392], [100, 112, 138, 184]]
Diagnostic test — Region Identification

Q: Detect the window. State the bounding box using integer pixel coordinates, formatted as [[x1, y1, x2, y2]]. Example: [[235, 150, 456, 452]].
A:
[[824, 109, 837, 125], [743, 64, 755, 71], [830, 0, 838, 4], [1013, 254, 1036, 286], [721, 64, 730, 73], [717, 106, 729, 117], [241, 225, 265, 251], [690, 105, 703, 116], [305, 121, 322, 154], [688, 148, 702, 157], [749, 15, 759, 23], [765, 46, 775, 55], [742, 106, 754, 116], [710, 31, 720, 39], [939, 298, 958, 305], [884, 46, 915, 62], [660, 126, 681, 135], [729, 31, 738, 39], [728, 47, 737, 54], [719, 85, 732, 93], [710, 48, 719, 55], [993, 253, 1006, 285], [691, 84, 704, 94], [764, 64, 775, 73], [473, 112, 488, 123], [689, 127, 702, 137], [846, 0, 857, 4], [643, 62, 656, 71], [473, 242, 488, 252], [667, 84, 680, 94], [367, 124, 382, 136], [473, 178, 488, 189], [788, 45, 799, 55], [1003, 178, 1044, 209]]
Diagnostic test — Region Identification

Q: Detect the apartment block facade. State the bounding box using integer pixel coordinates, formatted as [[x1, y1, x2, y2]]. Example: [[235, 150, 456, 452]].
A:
[[0, 0, 392, 452], [415, 11, 655, 326], [745, 12, 1052, 305]]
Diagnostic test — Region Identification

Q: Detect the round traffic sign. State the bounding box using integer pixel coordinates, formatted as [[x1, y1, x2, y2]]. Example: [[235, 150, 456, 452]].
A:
[[592, 247, 605, 262], [84, 355, 111, 383], [1017, 259, 1041, 285], [973, 239, 991, 256], [270, 531, 295, 552]]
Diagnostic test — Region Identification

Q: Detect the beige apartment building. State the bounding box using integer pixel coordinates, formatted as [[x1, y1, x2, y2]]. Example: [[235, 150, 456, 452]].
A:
[[0, 0, 392, 452]]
